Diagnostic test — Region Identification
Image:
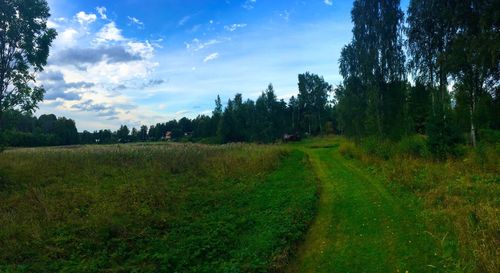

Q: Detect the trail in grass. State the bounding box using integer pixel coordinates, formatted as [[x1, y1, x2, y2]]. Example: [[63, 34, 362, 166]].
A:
[[287, 141, 442, 273]]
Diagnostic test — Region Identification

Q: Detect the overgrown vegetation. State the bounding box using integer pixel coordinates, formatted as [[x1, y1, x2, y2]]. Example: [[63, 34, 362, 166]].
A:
[[338, 136, 499, 273], [0, 143, 317, 272]]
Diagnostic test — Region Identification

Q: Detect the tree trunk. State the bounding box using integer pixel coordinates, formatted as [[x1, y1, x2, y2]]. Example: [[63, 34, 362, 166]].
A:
[[470, 87, 477, 147]]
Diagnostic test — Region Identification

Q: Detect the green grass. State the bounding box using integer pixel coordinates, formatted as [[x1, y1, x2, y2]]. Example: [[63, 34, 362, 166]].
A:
[[1, 138, 496, 273], [345, 138, 500, 273], [0, 143, 317, 273], [289, 137, 498, 273], [287, 138, 445, 273]]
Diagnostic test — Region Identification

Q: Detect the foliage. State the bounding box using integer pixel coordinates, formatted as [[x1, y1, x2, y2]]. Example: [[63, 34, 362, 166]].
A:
[[0, 143, 317, 272], [297, 73, 332, 135], [337, 0, 406, 139], [336, 0, 498, 157], [397, 134, 429, 158], [338, 141, 362, 160], [0, 0, 57, 130], [0, 111, 78, 147]]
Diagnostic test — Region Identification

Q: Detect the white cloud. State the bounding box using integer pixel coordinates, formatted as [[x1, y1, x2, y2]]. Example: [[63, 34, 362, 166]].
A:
[[224, 23, 247, 32], [203, 52, 219, 63], [128, 16, 144, 27], [280, 10, 290, 21], [324, 0, 333, 6], [242, 0, 257, 10], [185, 38, 222, 51], [127, 41, 154, 59], [75, 11, 97, 25], [47, 20, 59, 28], [95, 22, 124, 43], [178, 15, 191, 26], [96, 6, 107, 19], [58, 28, 79, 47]]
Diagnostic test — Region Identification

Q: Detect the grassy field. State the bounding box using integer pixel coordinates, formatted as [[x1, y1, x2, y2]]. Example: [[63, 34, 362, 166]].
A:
[[1, 138, 497, 273], [0, 143, 317, 273], [333, 137, 499, 273]]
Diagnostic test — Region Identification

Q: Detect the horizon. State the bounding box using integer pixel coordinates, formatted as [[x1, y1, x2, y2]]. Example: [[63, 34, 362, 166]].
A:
[[39, 0, 408, 132]]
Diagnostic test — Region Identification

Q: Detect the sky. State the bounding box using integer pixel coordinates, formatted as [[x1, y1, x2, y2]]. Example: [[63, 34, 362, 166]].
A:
[[39, 0, 408, 131]]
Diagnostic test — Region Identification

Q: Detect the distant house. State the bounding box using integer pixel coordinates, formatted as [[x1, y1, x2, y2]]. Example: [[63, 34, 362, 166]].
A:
[[164, 131, 172, 141]]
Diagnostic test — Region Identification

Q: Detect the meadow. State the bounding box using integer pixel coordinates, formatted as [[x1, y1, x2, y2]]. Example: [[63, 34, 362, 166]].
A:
[[0, 143, 317, 273], [0, 137, 498, 273], [338, 136, 499, 273]]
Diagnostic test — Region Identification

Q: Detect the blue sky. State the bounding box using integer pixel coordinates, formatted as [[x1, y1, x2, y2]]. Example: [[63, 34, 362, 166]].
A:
[[40, 0, 408, 131]]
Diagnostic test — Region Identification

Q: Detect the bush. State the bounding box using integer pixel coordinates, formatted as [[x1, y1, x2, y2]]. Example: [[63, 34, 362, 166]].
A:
[[361, 137, 394, 160], [397, 135, 429, 158], [339, 142, 362, 160], [473, 143, 500, 170], [478, 129, 500, 144]]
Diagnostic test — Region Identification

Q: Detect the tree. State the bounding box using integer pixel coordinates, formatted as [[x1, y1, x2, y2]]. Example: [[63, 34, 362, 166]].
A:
[[53, 117, 78, 145], [0, 0, 57, 133], [288, 96, 299, 131], [139, 125, 148, 141], [298, 73, 332, 135], [116, 125, 130, 143], [407, 82, 431, 134], [338, 0, 406, 139], [254, 84, 280, 142], [37, 114, 57, 133], [446, 0, 499, 147], [407, 0, 458, 156]]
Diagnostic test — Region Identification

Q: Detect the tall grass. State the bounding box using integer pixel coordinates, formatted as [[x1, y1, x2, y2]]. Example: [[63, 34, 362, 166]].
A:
[[0, 143, 317, 272], [338, 137, 499, 273]]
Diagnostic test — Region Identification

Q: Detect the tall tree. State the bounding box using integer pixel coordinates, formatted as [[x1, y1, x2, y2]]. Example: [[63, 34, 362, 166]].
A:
[[0, 0, 57, 132], [116, 125, 130, 143], [298, 73, 332, 134], [338, 0, 406, 139], [447, 0, 499, 146], [139, 125, 148, 141], [407, 0, 458, 156], [288, 96, 299, 132]]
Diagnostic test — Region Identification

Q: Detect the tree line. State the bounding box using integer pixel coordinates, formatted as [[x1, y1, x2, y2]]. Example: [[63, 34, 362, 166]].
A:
[[336, 0, 499, 158], [1, 73, 335, 146], [0, 111, 78, 147]]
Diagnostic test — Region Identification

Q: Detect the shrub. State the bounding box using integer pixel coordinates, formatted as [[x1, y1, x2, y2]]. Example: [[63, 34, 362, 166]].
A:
[[339, 142, 362, 160], [397, 135, 429, 158], [473, 143, 500, 170], [478, 129, 500, 144], [361, 137, 394, 160]]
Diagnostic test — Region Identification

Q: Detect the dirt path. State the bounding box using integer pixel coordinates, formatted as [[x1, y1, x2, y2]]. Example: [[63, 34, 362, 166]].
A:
[[287, 141, 442, 273]]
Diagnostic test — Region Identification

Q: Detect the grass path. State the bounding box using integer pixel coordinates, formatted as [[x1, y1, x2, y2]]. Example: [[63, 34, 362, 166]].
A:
[[287, 140, 442, 273]]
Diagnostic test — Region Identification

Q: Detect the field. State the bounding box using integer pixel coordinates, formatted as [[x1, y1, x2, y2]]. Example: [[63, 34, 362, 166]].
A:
[[0, 143, 317, 272], [336, 137, 499, 273], [0, 138, 498, 273]]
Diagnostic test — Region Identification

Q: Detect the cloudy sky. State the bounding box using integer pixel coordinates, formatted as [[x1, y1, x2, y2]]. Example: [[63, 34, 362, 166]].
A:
[[40, 0, 408, 131]]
